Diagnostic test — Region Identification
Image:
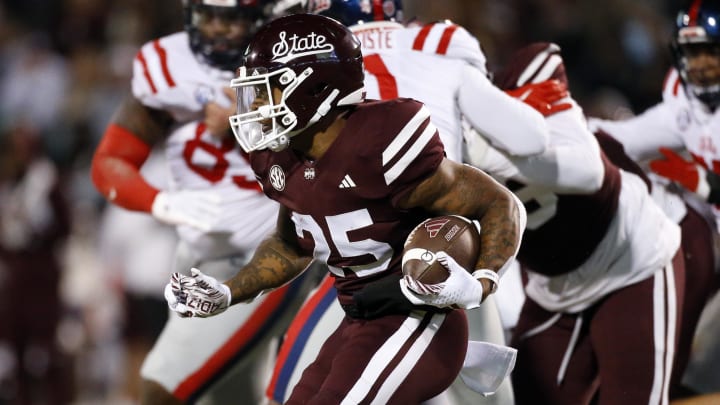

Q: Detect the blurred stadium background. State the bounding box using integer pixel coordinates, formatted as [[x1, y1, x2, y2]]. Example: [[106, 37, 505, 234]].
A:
[[0, 0, 689, 403]]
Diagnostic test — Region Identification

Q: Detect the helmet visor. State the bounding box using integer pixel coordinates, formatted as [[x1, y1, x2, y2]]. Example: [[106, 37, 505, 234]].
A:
[[230, 67, 294, 152]]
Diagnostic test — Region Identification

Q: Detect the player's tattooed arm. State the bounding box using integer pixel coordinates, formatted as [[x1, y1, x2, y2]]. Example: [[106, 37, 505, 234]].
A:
[[398, 158, 525, 274], [225, 206, 313, 304], [110, 95, 175, 145]]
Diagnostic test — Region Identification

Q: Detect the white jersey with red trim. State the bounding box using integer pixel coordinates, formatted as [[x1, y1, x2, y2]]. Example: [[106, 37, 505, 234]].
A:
[[351, 21, 550, 162], [164, 120, 278, 264], [128, 31, 308, 405], [131, 32, 234, 123], [588, 67, 720, 229], [131, 32, 278, 263]]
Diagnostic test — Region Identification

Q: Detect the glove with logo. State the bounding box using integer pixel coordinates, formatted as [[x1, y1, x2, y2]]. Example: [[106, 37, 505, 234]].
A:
[[164, 268, 232, 318], [505, 80, 572, 117], [649, 147, 712, 200], [151, 190, 222, 231], [399, 251, 486, 310]]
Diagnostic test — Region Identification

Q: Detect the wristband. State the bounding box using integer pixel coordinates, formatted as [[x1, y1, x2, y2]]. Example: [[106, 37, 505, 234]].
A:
[[472, 269, 499, 296]]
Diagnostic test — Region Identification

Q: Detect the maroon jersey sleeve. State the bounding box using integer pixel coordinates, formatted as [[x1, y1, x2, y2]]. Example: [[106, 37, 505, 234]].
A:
[[347, 98, 445, 207]]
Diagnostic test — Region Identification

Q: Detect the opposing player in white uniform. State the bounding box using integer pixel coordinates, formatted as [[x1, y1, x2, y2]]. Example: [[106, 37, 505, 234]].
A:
[[90, 1, 315, 404], [474, 42, 684, 404], [263, 2, 570, 404], [587, 0, 720, 399]]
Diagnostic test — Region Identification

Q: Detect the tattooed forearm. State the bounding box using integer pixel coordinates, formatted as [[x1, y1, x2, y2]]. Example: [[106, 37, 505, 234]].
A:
[[473, 189, 522, 272], [402, 159, 524, 273], [226, 235, 312, 304], [447, 164, 522, 271]]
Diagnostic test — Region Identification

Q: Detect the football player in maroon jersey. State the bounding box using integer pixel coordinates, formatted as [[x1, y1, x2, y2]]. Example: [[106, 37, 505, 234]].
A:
[[164, 13, 526, 404], [263, 1, 571, 403]]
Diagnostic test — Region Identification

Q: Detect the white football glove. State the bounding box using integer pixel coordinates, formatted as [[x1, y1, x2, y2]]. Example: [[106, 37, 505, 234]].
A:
[[399, 251, 485, 310], [164, 268, 232, 318], [151, 190, 222, 231]]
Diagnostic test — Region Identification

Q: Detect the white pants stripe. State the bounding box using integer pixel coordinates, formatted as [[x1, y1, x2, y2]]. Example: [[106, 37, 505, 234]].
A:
[[341, 311, 446, 404], [371, 313, 447, 405], [649, 262, 677, 405]]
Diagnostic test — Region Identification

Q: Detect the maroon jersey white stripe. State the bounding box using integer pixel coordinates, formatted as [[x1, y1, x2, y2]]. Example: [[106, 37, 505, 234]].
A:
[[250, 98, 445, 305]]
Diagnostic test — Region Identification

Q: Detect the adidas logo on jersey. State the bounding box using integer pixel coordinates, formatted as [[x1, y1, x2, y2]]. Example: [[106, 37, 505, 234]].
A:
[[339, 174, 356, 189]]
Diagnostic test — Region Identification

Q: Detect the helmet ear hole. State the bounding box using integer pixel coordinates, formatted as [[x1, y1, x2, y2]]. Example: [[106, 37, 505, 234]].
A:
[[310, 82, 330, 96], [279, 70, 295, 85]]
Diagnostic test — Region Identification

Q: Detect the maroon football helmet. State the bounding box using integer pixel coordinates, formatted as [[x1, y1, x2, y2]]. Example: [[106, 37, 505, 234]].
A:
[[229, 13, 365, 152]]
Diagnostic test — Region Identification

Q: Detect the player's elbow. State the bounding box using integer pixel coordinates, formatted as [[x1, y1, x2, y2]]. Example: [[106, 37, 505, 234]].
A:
[[564, 157, 605, 193]]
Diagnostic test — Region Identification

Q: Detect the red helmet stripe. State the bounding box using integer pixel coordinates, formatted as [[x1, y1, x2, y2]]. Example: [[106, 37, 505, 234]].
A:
[[373, 0, 384, 21], [688, 0, 702, 26]]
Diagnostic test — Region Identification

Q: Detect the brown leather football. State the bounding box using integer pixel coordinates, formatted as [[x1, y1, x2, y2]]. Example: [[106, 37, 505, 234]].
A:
[[402, 215, 482, 284]]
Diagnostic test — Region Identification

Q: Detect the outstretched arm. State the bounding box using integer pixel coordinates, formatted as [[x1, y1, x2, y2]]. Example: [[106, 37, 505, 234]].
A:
[[91, 95, 173, 211], [459, 64, 551, 157], [91, 96, 225, 231], [165, 206, 313, 318], [225, 206, 314, 304]]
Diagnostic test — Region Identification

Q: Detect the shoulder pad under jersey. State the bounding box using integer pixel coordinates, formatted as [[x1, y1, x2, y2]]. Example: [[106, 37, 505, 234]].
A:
[[398, 21, 487, 72], [131, 32, 232, 122], [348, 99, 444, 189]]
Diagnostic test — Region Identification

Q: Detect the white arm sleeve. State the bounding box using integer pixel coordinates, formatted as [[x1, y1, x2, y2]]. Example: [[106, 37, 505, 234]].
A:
[[508, 101, 605, 194], [458, 64, 550, 157], [586, 102, 685, 161]]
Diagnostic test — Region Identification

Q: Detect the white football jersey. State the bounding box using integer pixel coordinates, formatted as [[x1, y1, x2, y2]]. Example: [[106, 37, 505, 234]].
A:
[[589, 68, 720, 230], [165, 121, 279, 262], [130, 32, 278, 261], [131, 32, 234, 123], [477, 102, 681, 312], [351, 21, 548, 162]]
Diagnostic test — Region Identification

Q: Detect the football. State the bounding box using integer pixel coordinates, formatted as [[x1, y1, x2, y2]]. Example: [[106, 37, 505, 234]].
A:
[[402, 215, 482, 284]]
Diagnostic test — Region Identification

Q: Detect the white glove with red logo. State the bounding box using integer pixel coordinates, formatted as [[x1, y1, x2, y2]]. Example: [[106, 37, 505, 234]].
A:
[[399, 252, 486, 310], [164, 268, 232, 318], [151, 190, 222, 231]]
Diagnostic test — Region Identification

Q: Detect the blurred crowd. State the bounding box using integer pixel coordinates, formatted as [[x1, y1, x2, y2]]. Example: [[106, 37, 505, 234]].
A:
[[0, 0, 692, 404]]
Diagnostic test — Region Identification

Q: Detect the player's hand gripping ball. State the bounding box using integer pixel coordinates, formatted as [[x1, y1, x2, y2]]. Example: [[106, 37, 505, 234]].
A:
[[402, 215, 481, 284]]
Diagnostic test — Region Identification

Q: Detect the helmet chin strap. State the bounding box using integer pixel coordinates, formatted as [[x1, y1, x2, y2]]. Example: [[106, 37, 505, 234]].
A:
[[276, 89, 340, 151]]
